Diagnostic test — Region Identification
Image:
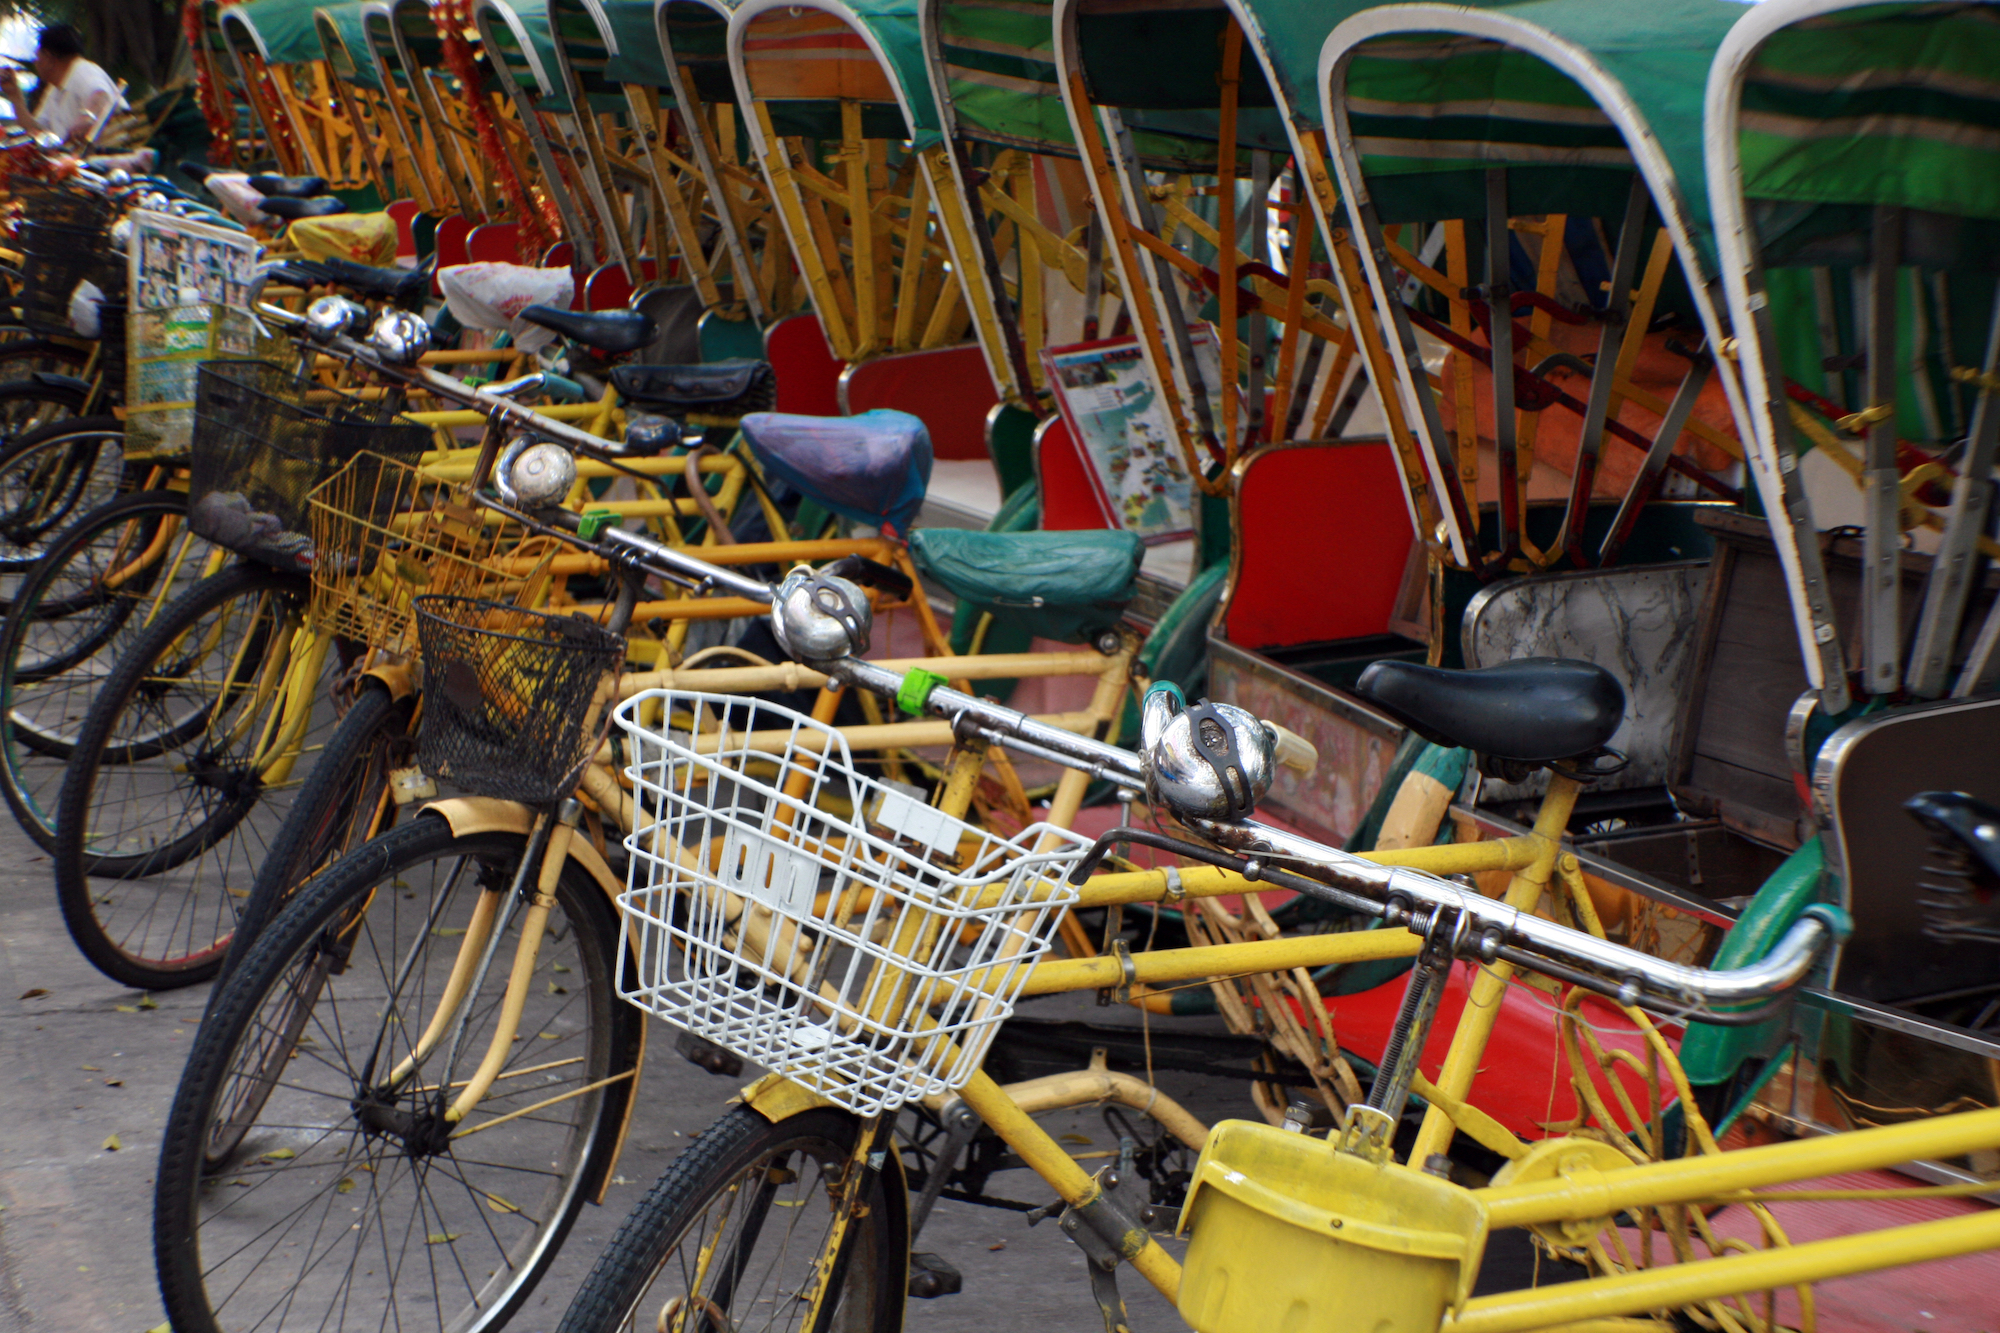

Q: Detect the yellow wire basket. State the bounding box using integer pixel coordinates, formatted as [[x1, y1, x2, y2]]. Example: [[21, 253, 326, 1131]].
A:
[[306, 452, 560, 655]]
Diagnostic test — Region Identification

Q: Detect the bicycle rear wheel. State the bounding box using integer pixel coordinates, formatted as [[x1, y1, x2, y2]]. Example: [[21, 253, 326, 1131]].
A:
[[556, 1105, 907, 1333], [0, 489, 217, 850], [51, 563, 332, 988], [154, 817, 640, 1333]]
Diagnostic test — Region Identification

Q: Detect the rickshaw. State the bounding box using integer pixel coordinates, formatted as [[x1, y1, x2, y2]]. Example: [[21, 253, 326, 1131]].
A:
[[219, 0, 377, 197], [313, 1, 428, 204]]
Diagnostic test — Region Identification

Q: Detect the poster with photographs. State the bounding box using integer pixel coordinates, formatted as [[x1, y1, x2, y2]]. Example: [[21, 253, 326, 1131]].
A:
[[125, 211, 272, 458], [1040, 328, 1222, 543]]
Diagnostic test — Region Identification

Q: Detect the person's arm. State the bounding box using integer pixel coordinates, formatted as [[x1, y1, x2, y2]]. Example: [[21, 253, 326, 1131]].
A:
[[63, 85, 113, 148], [0, 68, 43, 133]]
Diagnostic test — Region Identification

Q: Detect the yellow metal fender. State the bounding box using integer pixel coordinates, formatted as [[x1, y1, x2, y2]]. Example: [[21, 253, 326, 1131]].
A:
[[358, 658, 417, 703], [417, 797, 645, 1204]]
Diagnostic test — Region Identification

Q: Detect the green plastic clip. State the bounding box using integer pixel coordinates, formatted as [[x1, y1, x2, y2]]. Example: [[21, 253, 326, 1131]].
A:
[[897, 667, 946, 716], [578, 509, 616, 540]]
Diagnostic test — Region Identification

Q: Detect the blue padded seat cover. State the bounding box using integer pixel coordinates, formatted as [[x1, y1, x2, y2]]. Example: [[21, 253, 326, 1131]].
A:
[[739, 409, 932, 536]]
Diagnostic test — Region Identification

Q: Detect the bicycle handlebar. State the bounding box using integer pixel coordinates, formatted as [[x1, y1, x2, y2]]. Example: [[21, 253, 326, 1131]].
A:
[[282, 312, 1839, 1014]]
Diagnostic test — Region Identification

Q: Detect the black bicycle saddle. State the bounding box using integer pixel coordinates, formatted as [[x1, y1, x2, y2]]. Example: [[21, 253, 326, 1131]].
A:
[[1355, 657, 1624, 764], [518, 305, 658, 355]]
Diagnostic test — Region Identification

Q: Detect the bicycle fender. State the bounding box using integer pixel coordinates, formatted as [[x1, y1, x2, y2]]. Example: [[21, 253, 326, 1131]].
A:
[[417, 797, 622, 903], [735, 1071, 833, 1123], [359, 659, 417, 702], [415, 798, 649, 1205]]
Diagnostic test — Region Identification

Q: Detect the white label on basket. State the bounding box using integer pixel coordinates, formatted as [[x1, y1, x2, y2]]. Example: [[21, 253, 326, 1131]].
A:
[[874, 786, 960, 859], [718, 827, 818, 916]]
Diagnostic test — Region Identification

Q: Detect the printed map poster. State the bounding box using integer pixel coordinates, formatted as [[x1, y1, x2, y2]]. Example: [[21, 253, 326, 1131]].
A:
[[1041, 330, 1219, 543], [125, 210, 271, 459]]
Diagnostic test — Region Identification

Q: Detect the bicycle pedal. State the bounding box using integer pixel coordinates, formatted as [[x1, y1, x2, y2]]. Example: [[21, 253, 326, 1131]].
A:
[[673, 1029, 744, 1077], [907, 1251, 962, 1299]]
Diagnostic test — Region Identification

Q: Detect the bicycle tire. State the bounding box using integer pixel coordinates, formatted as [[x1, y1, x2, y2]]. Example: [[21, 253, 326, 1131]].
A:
[[556, 1104, 907, 1333], [0, 413, 136, 592], [52, 562, 316, 988], [215, 680, 413, 979], [155, 816, 641, 1333], [0, 489, 213, 851]]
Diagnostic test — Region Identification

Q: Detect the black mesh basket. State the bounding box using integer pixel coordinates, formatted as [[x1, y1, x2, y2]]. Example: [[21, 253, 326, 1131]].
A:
[[188, 361, 430, 572], [413, 596, 627, 805], [15, 218, 117, 333], [12, 179, 114, 230]]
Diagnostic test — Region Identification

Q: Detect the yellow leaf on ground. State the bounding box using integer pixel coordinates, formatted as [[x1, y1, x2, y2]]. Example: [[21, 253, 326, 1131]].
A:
[[426, 1233, 460, 1245], [485, 1195, 520, 1214], [102, 1134, 121, 1151], [261, 1148, 296, 1162], [336, 1178, 355, 1195]]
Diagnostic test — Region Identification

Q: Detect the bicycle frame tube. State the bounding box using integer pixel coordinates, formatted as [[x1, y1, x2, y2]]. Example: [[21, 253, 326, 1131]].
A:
[[250, 629, 335, 789]]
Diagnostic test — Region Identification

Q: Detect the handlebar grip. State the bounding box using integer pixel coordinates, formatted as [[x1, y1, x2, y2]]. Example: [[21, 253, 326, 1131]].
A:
[[1266, 723, 1317, 777]]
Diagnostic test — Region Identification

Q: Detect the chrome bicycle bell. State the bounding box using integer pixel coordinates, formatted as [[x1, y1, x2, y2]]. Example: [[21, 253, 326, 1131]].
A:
[[369, 308, 431, 364], [305, 294, 370, 340], [494, 435, 577, 508], [770, 565, 871, 664], [1140, 682, 1280, 823]]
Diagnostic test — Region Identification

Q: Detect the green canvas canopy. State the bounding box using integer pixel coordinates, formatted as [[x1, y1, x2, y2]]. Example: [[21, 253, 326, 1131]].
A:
[[729, 0, 942, 146], [550, 0, 640, 111], [316, 4, 381, 90], [587, 0, 675, 87], [476, 0, 568, 106], [223, 0, 330, 66], [657, 0, 736, 104], [926, 0, 1284, 169]]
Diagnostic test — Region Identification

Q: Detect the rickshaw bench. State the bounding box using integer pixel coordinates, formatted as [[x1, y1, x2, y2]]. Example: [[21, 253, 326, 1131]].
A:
[[260, 195, 348, 222], [740, 409, 931, 538], [910, 527, 1145, 645], [1355, 658, 1624, 764], [610, 360, 776, 418], [519, 305, 658, 356]]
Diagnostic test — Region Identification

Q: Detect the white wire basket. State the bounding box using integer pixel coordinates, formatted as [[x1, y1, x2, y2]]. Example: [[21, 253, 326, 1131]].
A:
[[614, 689, 1089, 1115]]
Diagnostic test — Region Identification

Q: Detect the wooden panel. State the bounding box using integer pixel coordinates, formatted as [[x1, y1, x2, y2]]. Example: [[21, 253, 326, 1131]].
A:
[[739, 11, 898, 103], [838, 345, 997, 462]]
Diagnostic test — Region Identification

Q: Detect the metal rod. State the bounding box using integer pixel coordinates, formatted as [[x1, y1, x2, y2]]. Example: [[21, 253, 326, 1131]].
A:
[[1861, 203, 1904, 693], [1913, 277, 2000, 696]]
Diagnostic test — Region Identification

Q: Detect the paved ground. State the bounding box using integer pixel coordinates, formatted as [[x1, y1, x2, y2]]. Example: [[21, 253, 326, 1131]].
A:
[[0, 806, 1246, 1333]]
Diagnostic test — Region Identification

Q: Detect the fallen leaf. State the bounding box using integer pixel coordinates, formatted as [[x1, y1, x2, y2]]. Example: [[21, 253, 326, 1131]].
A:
[[104, 1080, 122, 1088], [547, 982, 567, 995], [432, 927, 466, 937], [485, 1194, 520, 1214], [17, 987, 48, 1000], [137, 995, 159, 1011], [988, 1241, 1007, 1251], [425, 1233, 460, 1245], [550, 962, 570, 974], [335, 1178, 355, 1195], [149, 1323, 171, 1333], [260, 1148, 296, 1162], [1058, 1134, 1092, 1146], [539, 1032, 560, 1040], [102, 1134, 121, 1151], [114, 1005, 137, 1014], [80, 1066, 101, 1072]]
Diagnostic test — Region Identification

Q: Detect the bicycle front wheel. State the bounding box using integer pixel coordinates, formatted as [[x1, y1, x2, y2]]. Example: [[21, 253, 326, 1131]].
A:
[[154, 816, 641, 1333], [0, 412, 132, 595], [557, 1105, 907, 1333]]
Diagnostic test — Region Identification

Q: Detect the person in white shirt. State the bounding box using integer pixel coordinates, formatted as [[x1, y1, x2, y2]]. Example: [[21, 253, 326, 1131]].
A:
[[1, 23, 120, 149]]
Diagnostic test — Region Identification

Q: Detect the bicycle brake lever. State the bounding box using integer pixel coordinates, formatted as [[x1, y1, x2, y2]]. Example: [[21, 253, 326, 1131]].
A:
[[822, 554, 915, 602]]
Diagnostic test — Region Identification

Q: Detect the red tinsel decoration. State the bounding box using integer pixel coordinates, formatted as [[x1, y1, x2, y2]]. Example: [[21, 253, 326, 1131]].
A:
[[184, 0, 239, 163], [434, 0, 560, 264]]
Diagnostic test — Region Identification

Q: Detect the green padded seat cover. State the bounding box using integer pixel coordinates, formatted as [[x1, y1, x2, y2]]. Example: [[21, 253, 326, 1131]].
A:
[[911, 527, 1145, 644]]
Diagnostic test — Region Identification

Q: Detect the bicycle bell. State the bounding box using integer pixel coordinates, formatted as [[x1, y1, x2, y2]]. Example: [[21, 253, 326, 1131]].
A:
[[494, 435, 576, 509], [305, 294, 370, 340], [1140, 683, 1280, 823], [369, 308, 431, 364], [770, 564, 871, 664]]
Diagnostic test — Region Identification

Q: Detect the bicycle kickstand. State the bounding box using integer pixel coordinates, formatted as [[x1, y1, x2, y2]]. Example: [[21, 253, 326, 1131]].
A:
[[1051, 1164, 1163, 1333]]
